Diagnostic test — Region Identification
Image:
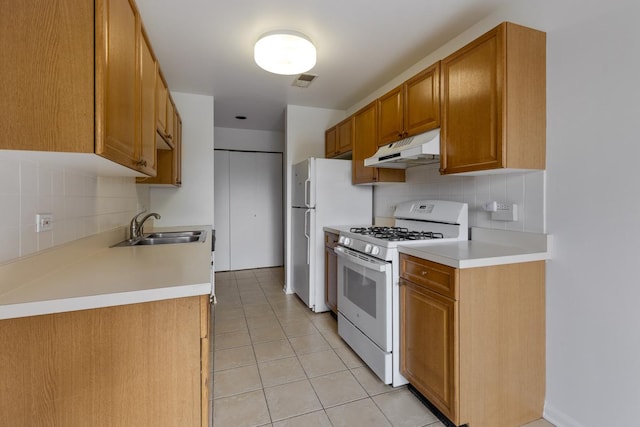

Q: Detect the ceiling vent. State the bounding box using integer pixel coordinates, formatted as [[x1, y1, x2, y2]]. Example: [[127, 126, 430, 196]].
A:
[[292, 73, 318, 88]]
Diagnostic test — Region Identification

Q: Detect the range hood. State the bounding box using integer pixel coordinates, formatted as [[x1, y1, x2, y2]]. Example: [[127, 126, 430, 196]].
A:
[[364, 128, 440, 169]]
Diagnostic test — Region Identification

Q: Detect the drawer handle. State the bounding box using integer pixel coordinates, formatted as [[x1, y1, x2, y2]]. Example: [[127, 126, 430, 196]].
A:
[[421, 271, 428, 276]]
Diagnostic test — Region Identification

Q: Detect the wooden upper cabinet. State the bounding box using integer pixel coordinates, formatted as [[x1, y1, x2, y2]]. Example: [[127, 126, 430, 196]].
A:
[[138, 25, 157, 176], [1, 0, 167, 176], [325, 127, 337, 158], [325, 118, 352, 159], [377, 86, 404, 146], [95, 0, 139, 168], [337, 117, 353, 154], [141, 110, 181, 187], [156, 69, 168, 138], [0, 1, 94, 152], [377, 62, 441, 147], [174, 113, 182, 186], [440, 22, 546, 175], [352, 102, 405, 184], [156, 70, 176, 147], [404, 63, 441, 137]]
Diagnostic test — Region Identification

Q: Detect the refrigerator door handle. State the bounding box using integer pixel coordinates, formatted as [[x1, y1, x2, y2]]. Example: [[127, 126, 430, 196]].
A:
[[304, 179, 312, 207], [304, 209, 311, 264]]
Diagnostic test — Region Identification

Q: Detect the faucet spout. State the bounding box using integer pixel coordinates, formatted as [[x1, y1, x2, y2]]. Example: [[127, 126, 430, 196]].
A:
[[129, 211, 161, 239]]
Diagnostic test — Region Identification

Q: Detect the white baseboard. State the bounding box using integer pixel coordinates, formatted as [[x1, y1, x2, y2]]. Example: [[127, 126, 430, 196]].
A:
[[544, 403, 587, 427]]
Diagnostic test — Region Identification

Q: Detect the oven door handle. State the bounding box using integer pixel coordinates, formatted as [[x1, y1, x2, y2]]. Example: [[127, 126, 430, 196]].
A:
[[334, 246, 388, 272]]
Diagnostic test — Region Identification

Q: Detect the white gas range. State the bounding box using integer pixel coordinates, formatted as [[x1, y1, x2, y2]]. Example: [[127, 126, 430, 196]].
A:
[[334, 200, 468, 386]]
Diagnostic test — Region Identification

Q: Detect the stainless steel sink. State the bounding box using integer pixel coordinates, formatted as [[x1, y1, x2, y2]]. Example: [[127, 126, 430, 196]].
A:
[[111, 230, 207, 247], [145, 231, 202, 238]]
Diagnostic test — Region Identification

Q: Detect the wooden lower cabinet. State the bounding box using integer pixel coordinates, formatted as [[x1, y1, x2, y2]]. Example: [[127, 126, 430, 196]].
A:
[[400, 254, 545, 427], [324, 231, 339, 313], [0, 295, 210, 427]]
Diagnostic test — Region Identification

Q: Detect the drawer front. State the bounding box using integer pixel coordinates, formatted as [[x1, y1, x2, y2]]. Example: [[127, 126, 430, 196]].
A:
[[400, 254, 458, 299]]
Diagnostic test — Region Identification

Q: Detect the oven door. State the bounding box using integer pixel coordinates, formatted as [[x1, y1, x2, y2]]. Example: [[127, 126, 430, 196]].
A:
[[335, 246, 392, 352]]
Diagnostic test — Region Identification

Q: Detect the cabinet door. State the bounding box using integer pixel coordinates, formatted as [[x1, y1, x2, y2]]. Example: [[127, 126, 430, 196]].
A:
[[404, 62, 440, 137], [440, 26, 504, 174], [325, 127, 337, 158], [336, 117, 353, 154], [139, 26, 157, 176], [0, 1, 94, 152], [166, 96, 175, 144], [401, 279, 458, 423], [156, 70, 169, 140], [377, 86, 403, 145], [229, 151, 283, 270], [352, 102, 405, 185], [352, 102, 379, 184], [175, 114, 182, 186], [95, 0, 139, 168], [324, 232, 339, 314]]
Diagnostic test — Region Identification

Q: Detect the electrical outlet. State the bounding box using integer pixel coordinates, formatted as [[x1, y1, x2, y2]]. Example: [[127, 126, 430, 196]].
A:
[[491, 204, 518, 221], [36, 213, 53, 232]]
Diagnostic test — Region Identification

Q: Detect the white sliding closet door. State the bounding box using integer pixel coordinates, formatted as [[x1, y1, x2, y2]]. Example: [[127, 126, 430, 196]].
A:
[[214, 151, 231, 271], [214, 150, 283, 271]]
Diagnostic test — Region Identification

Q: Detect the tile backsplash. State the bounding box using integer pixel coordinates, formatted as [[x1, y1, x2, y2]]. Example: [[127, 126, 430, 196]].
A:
[[0, 153, 143, 264], [373, 163, 546, 233]]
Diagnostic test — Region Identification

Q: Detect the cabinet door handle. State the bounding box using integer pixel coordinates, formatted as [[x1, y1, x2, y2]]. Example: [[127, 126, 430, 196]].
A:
[[137, 160, 148, 167]]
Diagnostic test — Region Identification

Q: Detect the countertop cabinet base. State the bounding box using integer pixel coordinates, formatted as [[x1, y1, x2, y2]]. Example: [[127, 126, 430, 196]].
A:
[[0, 295, 210, 427], [400, 254, 545, 427]]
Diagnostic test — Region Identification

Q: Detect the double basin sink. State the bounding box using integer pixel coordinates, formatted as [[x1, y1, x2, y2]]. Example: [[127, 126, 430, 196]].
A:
[[112, 230, 207, 247]]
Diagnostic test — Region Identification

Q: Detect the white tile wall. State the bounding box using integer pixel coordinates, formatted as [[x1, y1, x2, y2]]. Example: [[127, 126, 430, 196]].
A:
[[373, 163, 546, 233], [0, 152, 144, 264]]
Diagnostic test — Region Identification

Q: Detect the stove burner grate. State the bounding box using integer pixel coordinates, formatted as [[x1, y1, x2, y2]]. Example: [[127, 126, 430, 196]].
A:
[[349, 226, 444, 241]]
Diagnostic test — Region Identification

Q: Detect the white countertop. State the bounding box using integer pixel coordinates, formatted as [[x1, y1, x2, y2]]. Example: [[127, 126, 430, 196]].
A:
[[398, 227, 552, 269], [0, 225, 212, 320]]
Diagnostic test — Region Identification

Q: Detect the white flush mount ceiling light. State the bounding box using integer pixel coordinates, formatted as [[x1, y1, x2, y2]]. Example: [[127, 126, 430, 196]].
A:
[[254, 30, 316, 75]]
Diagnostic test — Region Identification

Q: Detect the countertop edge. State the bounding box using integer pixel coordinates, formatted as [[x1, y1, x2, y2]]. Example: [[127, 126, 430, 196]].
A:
[[398, 228, 552, 269], [0, 282, 211, 321], [398, 245, 550, 269]]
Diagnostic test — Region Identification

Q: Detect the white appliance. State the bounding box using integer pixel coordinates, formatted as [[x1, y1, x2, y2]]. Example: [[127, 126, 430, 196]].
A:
[[291, 158, 372, 312], [334, 200, 468, 386], [364, 128, 440, 169]]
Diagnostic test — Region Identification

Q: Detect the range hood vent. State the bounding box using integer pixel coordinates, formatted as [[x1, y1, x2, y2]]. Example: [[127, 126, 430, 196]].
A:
[[364, 128, 440, 169]]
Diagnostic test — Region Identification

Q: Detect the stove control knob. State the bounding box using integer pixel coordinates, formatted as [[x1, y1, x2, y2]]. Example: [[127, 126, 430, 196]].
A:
[[371, 246, 381, 256], [343, 237, 351, 246], [338, 236, 345, 244], [364, 244, 372, 253]]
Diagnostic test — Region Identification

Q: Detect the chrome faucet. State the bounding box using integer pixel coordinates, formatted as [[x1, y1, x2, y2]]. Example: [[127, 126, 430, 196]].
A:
[[129, 211, 161, 239]]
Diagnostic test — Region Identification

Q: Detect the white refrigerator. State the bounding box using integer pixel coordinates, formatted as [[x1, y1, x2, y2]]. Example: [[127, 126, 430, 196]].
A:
[[291, 158, 372, 312]]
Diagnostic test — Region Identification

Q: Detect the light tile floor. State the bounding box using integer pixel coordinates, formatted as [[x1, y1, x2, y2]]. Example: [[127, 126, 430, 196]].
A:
[[210, 267, 555, 427]]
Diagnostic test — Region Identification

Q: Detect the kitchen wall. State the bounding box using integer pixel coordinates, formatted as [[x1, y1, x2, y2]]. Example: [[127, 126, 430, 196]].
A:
[[374, 164, 545, 233], [283, 105, 346, 292], [0, 152, 139, 264], [348, 0, 640, 425], [148, 92, 214, 227]]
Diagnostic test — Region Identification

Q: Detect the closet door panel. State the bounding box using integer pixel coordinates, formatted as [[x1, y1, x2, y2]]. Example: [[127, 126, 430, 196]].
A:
[[229, 151, 283, 270], [213, 151, 230, 271]]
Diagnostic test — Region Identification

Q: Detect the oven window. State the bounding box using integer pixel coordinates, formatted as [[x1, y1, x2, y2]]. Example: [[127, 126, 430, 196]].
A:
[[344, 267, 377, 318]]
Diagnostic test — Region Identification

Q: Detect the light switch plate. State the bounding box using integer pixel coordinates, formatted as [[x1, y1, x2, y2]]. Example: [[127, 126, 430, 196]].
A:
[[36, 213, 53, 232]]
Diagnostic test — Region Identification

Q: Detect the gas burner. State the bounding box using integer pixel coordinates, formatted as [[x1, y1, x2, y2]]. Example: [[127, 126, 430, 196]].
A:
[[349, 226, 444, 242]]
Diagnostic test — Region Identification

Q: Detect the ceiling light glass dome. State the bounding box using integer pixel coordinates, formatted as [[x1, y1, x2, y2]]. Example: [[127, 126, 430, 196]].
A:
[[254, 30, 316, 75]]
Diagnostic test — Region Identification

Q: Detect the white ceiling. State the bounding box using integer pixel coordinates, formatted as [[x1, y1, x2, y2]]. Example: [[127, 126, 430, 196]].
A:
[[135, 0, 510, 131]]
